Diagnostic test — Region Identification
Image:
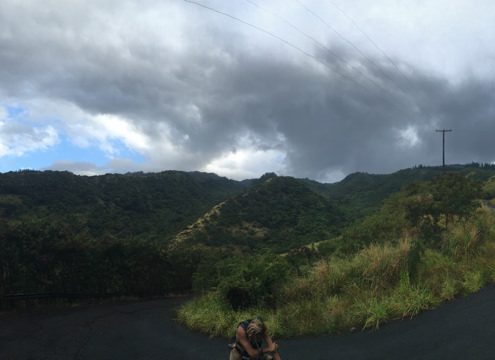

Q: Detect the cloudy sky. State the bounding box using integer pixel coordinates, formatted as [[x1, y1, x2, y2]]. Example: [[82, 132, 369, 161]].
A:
[[0, 0, 494, 182]]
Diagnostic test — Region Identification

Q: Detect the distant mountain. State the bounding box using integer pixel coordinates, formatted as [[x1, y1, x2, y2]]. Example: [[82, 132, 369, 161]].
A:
[[305, 164, 495, 220], [173, 175, 344, 252], [0, 170, 245, 242], [2, 164, 494, 246]]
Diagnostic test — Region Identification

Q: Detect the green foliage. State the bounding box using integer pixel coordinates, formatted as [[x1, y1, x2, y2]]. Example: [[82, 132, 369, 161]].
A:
[[207, 254, 293, 309], [352, 240, 411, 290], [342, 173, 482, 253], [355, 297, 391, 330], [179, 171, 494, 338], [179, 239, 436, 337], [2, 164, 494, 328], [0, 170, 246, 303], [319, 167, 447, 220], [482, 176, 495, 199], [177, 176, 344, 252], [177, 293, 242, 337], [430, 172, 482, 227], [312, 165, 495, 221], [0, 218, 224, 301], [462, 271, 483, 294], [177, 292, 284, 338], [338, 198, 408, 253], [275, 297, 341, 336], [0, 170, 244, 243]]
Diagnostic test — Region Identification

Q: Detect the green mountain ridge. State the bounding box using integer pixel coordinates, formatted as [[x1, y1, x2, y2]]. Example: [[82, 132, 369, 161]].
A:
[[2, 164, 495, 305], [173, 175, 344, 251], [2, 164, 495, 247], [311, 164, 495, 220], [0, 170, 245, 242]]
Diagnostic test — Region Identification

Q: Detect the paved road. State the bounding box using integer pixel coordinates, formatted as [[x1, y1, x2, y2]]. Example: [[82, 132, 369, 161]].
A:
[[2, 285, 495, 360]]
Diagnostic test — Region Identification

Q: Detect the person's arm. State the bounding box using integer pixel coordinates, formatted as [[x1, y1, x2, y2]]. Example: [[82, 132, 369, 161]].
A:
[[236, 326, 262, 359], [262, 332, 278, 353]]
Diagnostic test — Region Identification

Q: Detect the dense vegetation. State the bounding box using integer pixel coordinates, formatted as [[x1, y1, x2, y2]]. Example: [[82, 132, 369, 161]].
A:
[[2, 164, 495, 334], [0, 170, 244, 241], [178, 171, 495, 337], [307, 163, 495, 219], [0, 170, 243, 305], [173, 175, 344, 252]]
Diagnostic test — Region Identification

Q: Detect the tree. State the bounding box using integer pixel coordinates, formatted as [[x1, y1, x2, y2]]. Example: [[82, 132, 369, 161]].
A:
[[430, 173, 482, 229]]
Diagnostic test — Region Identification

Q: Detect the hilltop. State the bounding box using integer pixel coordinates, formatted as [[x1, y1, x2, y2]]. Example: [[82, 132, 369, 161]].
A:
[[309, 163, 495, 219], [173, 174, 343, 252], [0, 170, 245, 242]]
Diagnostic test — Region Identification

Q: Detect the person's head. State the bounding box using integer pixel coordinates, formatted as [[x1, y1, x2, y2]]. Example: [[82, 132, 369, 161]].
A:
[[246, 317, 266, 342]]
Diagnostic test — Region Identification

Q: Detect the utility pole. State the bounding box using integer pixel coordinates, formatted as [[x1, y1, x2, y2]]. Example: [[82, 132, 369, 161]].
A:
[[436, 129, 452, 167]]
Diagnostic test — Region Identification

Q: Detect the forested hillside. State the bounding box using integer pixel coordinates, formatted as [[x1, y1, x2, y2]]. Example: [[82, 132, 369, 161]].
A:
[[180, 171, 495, 337], [0, 170, 245, 302], [174, 174, 343, 252], [2, 164, 495, 311], [307, 163, 495, 219], [0, 170, 244, 241]]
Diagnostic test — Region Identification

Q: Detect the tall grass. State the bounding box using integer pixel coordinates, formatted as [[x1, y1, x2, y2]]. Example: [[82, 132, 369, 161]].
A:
[[178, 207, 495, 338]]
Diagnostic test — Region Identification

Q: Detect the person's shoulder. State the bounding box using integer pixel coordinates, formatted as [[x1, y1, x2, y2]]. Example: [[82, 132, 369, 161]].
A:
[[239, 319, 251, 328], [236, 323, 247, 337]]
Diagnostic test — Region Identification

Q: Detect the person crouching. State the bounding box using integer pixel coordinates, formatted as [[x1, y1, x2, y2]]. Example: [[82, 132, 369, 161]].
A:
[[229, 317, 281, 360]]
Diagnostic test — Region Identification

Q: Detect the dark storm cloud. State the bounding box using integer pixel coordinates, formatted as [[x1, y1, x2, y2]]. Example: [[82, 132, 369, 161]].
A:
[[189, 48, 495, 178], [1, 0, 494, 179]]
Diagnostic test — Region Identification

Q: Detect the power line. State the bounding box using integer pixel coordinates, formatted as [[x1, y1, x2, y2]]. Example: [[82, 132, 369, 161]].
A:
[[242, 0, 388, 94], [325, 0, 416, 98], [183, 0, 413, 110], [184, 0, 316, 61], [294, 0, 378, 69], [326, 1, 407, 78], [294, 0, 417, 104], [244, 0, 344, 63], [183, 0, 371, 91]]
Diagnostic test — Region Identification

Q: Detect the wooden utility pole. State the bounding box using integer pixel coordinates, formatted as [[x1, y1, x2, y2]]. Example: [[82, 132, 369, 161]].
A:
[[436, 129, 452, 167]]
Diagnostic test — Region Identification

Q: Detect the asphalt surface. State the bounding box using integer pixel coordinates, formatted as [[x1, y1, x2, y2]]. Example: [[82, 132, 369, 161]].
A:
[[1, 285, 495, 360]]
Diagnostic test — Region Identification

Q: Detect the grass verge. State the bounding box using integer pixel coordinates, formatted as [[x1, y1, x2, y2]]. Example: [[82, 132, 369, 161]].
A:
[[178, 208, 495, 338]]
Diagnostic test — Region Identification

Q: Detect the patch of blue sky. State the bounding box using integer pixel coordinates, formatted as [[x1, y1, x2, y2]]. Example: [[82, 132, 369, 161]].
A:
[[0, 137, 145, 173], [6, 104, 26, 118], [106, 139, 145, 164], [1, 102, 146, 172], [0, 153, 51, 172], [0, 139, 101, 172], [53, 138, 111, 166]]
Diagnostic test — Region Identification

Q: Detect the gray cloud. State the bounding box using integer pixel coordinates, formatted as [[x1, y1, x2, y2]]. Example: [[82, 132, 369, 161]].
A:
[[0, 0, 494, 180], [44, 160, 104, 176], [44, 158, 139, 176]]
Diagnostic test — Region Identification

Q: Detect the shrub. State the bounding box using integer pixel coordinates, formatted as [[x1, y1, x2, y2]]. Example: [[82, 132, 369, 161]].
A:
[[179, 189, 495, 337], [217, 255, 292, 309], [462, 271, 483, 294], [352, 239, 410, 290]]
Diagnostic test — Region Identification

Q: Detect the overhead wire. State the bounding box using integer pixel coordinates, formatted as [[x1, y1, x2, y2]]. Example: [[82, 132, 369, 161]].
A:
[[184, 0, 318, 62], [294, 0, 418, 107], [183, 0, 392, 96], [328, 2, 402, 71], [244, 0, 345, 63], [325, 0, 413, 87], [242, 0, 389, 94], [294, 0, 380, 72]]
